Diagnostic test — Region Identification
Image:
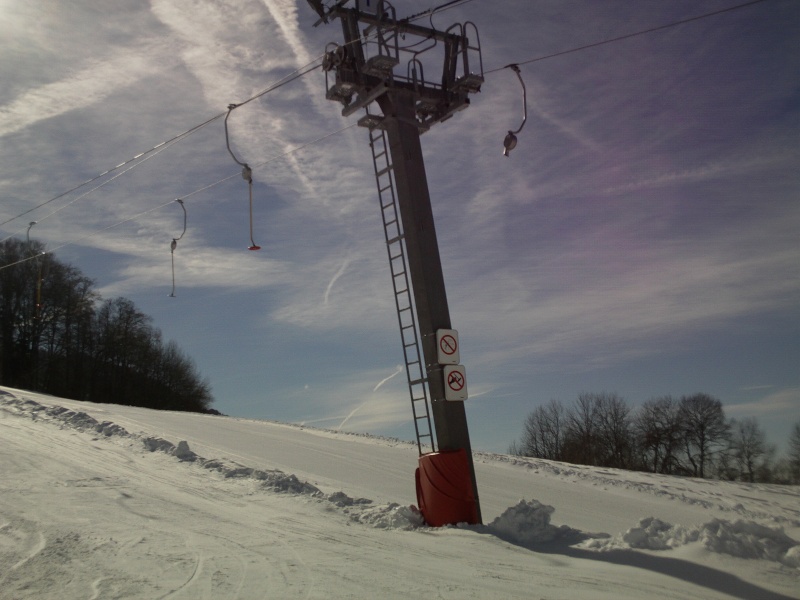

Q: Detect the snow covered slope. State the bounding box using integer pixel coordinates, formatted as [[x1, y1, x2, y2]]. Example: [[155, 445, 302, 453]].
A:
[[1, 386, 798, 599]]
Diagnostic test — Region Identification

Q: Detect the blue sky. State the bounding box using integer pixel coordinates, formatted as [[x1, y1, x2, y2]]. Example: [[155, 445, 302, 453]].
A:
[[1, 0, 798, 453]]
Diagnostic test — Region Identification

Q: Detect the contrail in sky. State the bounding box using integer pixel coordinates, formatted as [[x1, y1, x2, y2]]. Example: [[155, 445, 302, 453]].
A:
[[337, 365, 403, 430], [323, 258, 350, 305]]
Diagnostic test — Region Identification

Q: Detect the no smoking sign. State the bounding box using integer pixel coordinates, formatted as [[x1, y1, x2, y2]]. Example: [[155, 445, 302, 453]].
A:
[[443, 365, 468, 401]]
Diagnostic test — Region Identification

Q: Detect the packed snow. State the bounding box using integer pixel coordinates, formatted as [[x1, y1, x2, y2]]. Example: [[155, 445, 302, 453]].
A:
[[1, 386, 798, 599]]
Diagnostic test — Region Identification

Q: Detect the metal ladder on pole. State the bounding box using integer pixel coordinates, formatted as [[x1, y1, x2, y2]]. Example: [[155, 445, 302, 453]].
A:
[[367, 121, 436, 456]]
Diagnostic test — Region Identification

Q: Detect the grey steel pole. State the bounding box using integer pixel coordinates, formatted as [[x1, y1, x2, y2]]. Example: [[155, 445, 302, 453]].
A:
[[378, 90, 482, 523]]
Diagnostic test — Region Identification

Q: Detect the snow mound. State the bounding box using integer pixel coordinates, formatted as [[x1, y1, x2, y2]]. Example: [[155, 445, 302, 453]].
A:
[[0, 395, 132, 439], [351, 503, 425, 530], [597, 516, 800, 568], [487, 499, 580, 545], [172, 440, 197, 462], [0, 392, 427, 531], [143, 437, 176, 453], [327, 491, 373, 508], [698, 519, 800, 567]]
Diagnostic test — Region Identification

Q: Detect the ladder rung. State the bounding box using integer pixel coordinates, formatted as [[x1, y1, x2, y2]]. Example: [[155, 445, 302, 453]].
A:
[[368, 127, 435, 456]]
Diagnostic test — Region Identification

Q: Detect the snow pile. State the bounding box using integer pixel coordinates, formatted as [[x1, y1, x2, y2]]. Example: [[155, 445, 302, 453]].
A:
[[486, 499, 581, 545], [697, 520, 799, 567], [1, 393, 425, 532], [621, 517, 689, 549], [479, 452, 800, 525], [350, 503, 425, 530], [588, 516, 800, 568]]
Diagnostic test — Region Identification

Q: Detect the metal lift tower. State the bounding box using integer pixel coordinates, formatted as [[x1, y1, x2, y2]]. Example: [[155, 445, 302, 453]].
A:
[[306, 0, 484, 525]]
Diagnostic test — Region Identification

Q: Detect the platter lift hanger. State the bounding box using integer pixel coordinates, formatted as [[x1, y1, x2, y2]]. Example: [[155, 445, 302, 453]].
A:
[[169, 199, 187, 297], [225, 104, 261, 251]]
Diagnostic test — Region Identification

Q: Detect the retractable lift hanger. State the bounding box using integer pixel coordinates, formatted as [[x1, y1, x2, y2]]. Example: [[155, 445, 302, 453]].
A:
[[26, 221, 45, 318], [502, 64, 527, 156], [225, 104, 261, 251], [169, 199, 187, 297]]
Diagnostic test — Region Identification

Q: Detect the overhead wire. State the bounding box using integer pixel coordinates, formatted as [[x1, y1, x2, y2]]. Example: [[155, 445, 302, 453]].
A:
[[0, 60, 324, 236], [0, 122, 358, 273], [484, 0, 771, 75], [0, 132, 188, 246], [3, 0, 770, 271], [3, 0, 769, 235], [402, 0, 478, 23], [0, 112, 225, 229]]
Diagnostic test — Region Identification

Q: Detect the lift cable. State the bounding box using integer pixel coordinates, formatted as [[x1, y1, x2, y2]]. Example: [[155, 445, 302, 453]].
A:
[[2, 0, 767, 236], [401, 0, 478, 23], [0, 133, 188, 246], [0, 112, 225, 230], [484, 0, 770, 75], [0, 122, 357, 273], [0, 60, 324, 235]]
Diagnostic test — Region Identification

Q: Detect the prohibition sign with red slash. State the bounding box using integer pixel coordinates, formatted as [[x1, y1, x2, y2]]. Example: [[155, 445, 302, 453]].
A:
[[443, 364, 468, 401], [436, 329, 460, 365], [447, 369, 465, 391], [440, 334, 457, 357]]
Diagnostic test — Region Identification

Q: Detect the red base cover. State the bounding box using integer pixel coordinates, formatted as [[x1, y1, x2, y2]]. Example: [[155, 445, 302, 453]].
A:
[[415, 449, 479, 527]]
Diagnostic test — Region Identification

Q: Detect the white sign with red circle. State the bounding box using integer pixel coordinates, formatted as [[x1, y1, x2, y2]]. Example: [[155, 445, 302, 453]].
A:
[[436, 329, 460, 365], [443, 365, 468, 401]]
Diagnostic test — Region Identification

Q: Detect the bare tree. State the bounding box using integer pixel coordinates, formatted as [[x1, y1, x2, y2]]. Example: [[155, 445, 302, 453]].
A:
[[561, 393, 633, 468], [635, 396, 682, 474], [730, 417, 769, 482], [518, 399, 565, 460], [563, 393, 601, 465], [594, 393, 633, 469], [679, 393, 729, 478], [788, 421, 800, 484]]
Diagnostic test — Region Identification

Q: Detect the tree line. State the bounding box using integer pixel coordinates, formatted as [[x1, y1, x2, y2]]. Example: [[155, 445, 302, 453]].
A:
[[510, 392, 800, 484], [0, 238, 214, 413]]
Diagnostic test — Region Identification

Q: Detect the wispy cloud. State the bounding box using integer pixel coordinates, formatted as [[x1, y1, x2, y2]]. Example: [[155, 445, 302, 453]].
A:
[[727, 388, 800, 417], [0, 38, 178, 138]]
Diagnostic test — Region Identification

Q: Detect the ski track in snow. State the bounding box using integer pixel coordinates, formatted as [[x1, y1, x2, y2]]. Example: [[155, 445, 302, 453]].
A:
[[1, 387, 798, 599]]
